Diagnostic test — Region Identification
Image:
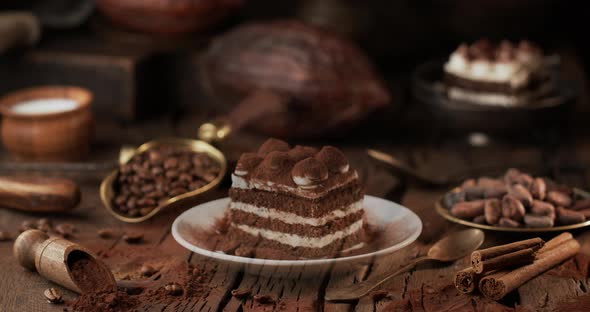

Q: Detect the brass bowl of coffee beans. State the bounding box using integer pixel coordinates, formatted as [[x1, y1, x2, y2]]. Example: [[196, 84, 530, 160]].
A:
[[436, 168, 590, 232], [100, 138, 226, 223]]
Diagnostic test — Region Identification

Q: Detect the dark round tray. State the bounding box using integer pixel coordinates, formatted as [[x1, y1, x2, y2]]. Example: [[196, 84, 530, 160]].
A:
[[411, 60, 576, 134]]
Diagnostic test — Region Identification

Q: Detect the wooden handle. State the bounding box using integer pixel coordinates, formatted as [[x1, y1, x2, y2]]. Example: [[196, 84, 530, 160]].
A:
[[0, 176, 81, 212], [0, 12, 41, 53], [198, 90, 289, 143], [13, 229, 49, 270]]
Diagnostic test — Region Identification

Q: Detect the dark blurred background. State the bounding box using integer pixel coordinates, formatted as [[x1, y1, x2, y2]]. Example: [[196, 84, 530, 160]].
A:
[[0, 0, 589, 144]]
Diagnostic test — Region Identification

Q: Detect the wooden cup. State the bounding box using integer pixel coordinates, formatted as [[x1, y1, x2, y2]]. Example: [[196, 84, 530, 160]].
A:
[[0, 86, 94, 161], [13, 230, 116, 293]]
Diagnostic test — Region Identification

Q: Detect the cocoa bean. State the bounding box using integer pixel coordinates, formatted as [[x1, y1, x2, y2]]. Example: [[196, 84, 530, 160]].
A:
[[483, 184, 508, 199], [524, 214, 554, 228], [530, 200, 555, 216], [502, 195, 525, 221], [498, 217, 520, 228], [442, 190, 465, 209], [484, 199, 501, 225], [464, 187, 485, 200], [450, 200, 485, 219], [547, 191, 572, 207], [571, 199, 590, 211], [473, 215, 487, 224], [529, 178, 546, 200], [557, 207, 585, 225], [509, 184, 533, 207]]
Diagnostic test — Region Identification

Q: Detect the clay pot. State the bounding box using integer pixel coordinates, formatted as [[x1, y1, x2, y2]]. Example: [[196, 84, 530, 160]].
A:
[[0, 86, 94, 161], [200, 20, 391, 138], [96, 0, 244, 35]]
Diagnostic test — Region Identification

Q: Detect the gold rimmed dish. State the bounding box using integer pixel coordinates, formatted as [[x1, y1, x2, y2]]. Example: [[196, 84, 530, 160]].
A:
[[100, 138, 227, 223], [435, 188, 590, 232]]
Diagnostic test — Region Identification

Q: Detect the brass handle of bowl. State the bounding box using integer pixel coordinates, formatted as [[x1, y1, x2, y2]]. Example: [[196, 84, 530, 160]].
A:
[[0, 12, 41, 53], [198, 118, 232, 143], [0, 176, 80, 212], [198, 90, 290, 143]]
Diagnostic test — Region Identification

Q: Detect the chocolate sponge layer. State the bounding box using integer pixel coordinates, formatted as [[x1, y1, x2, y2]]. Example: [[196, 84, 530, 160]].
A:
[[228, 209, 364, 237], [229, 180, 363, 218]]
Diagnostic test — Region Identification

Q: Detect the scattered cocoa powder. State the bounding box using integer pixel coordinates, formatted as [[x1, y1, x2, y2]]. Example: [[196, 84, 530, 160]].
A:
[[68, 252, 115, 294], [66, 257, 215, 312]]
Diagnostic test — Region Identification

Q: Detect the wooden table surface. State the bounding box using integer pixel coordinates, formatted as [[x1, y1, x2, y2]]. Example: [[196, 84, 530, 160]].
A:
[[2, 115, 590, 312]]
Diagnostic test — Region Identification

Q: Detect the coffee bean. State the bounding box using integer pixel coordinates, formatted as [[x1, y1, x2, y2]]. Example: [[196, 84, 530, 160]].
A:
[[253, 294, 275, 304], [115, 195, 127, 206], [54, 223, 75, 238], [231, 288, 251, 299], [123, 231, 144, 244], [140, 265, 158, 277], [189, 181, 206, 190], [164, 283, 183, 296], [178, 173, 193, 183], [139, 207, 155, 216], [141, 184, 155, 193], [97, 228, 116, 239], [148, 151, 163, 164], [0, 230, 12, 241], [44, 288, 63, 304], [113, 147, 220, 217], [151, 166, 164, 176], [164, 158, 179, 169], [37, 218, 52, 232], [202, 173, 217, 183], [166, 170, 180, 179], [169, 188, 188, 197], [178, 161, 191, 172]]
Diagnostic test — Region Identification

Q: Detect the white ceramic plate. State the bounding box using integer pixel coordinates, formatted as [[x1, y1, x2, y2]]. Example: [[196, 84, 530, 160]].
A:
[[172, 195, 422, 278]]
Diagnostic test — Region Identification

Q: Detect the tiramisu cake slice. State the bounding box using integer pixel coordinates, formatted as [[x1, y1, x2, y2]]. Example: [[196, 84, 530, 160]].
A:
[[444, 39, 554, 106], [227, 138, 366, 259]]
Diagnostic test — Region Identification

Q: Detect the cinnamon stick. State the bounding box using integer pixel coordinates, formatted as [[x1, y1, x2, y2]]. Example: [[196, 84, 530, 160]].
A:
[[454, 268, 479, 294], [537, 232, 573, 254], [472, 248, 536, 274], [471, 238, 544, 269], [479, 237, 580, 300]]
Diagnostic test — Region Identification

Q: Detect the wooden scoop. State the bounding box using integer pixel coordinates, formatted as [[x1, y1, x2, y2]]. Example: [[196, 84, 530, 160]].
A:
[[0, 176, 80, 212], [13, 229, 116, 294]]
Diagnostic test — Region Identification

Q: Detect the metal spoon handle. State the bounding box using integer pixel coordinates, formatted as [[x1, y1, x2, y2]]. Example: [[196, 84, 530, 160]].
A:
[[366, 149, 448, 187], [325, 256, 431, 301]]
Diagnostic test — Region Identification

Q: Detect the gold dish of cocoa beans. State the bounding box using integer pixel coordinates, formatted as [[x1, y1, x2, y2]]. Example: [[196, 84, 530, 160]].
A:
[[436, 168, 590, 232], [100, 138, 227, 223]]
